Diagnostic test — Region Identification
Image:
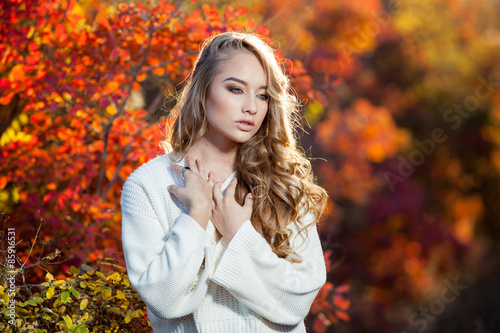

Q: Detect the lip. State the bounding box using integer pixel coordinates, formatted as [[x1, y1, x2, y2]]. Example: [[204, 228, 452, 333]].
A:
[[235, 119, 255, 132]]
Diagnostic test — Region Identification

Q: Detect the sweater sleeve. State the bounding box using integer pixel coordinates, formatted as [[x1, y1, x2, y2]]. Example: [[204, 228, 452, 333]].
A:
[[209, 213, 326, 326], [121, 177, 213, 319]]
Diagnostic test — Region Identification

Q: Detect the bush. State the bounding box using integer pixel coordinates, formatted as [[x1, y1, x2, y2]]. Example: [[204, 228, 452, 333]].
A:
[[1, 263, 150, 333], [0, 215, 150, 332]]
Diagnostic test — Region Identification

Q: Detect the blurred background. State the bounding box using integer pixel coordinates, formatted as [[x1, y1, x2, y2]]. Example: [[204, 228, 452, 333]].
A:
[[1, 0, 500, 332]]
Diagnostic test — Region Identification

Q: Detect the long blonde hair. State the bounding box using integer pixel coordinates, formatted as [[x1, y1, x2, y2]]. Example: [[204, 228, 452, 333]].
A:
[[162, 32, 327, 261]]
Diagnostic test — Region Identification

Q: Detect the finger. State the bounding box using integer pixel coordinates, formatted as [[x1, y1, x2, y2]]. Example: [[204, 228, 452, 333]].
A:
[[207, 171, 216, 187], [242, 192, 254, 216], [196, 158, 206, 178], [170, 164, 183, 175], [243, 192, 253, 208], [225, 177, 238, 200], [212, 182, 223, 203], [167, 185, 179, 197], [186, 155, 198, 174]]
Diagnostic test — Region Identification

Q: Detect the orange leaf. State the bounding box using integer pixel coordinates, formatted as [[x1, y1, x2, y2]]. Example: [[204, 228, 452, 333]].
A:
[[8, 64, 25, 82], [312, 316, 328, 333], [136, 72, 147, 82], [0, 92, 14, 105], [333, 295, 351, 310], [134, 110, 148, 118], [106, 165, 116, 181], [0, 177, 8, 190], [335, 310, 350, 322], [55, 23, 68, 43], [72, 202, 82, 212], [152, 67, 165, 76], [335, 284, 350, 293]]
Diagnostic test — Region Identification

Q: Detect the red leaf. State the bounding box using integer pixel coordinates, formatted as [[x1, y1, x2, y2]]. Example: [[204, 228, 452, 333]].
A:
[[335, 284, 350, 293], [0, 78, 9, 88]]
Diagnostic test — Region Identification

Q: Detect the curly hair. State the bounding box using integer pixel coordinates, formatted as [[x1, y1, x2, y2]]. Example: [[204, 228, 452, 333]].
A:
[[162, 31, 327, 262]]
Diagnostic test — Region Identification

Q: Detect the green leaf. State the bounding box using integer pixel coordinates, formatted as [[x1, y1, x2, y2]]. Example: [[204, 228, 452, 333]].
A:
[[46, 286, 55, 299], [80, 281, 87, 289], [62, 314, 74, 330], [21, 300, 37, 307], [33, 296, 44, 304], [79, 298, 88, 310], [42, 307, 59, 317], [95, 271, 107, 281], [70, 288, 80, 299], [61, 291, 70, 303], [76, 326, 89, 333], [80, 264, 93, 272]]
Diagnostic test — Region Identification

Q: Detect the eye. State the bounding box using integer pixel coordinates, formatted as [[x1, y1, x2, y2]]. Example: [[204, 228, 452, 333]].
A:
[[228, 87, 243, 94], [257, 94, 269, 101]]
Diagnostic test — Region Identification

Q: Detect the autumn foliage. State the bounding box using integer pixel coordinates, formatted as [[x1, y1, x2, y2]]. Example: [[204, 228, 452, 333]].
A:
[[0, 0, 348, 330], [2, 0, 500, 332]]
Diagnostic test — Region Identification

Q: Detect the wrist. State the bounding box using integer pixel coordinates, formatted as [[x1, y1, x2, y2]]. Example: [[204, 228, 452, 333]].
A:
[[189, 208, 210, 229]]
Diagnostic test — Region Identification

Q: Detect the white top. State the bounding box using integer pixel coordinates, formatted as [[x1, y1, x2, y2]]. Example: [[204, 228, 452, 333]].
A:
[[121, 153, 326, 332]]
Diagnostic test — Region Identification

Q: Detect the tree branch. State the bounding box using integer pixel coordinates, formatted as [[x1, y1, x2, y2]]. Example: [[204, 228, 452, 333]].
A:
[[96, 0, 184, 196]]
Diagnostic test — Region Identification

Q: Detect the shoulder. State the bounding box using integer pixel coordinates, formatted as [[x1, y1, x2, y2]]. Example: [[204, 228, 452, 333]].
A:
[[124, 152, 182, 189]]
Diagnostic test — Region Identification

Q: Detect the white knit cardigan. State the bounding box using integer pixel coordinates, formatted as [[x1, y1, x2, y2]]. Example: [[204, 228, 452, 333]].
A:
[[121, 153, 326, 332]]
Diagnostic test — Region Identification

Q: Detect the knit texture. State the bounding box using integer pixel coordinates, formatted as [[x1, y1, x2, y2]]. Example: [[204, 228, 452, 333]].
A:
[[121, 153, 327, 333]]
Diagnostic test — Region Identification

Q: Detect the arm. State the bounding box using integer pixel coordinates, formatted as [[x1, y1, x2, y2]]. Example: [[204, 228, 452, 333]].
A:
[[121, 178, 213, 319], [210, 214, 326, 326]]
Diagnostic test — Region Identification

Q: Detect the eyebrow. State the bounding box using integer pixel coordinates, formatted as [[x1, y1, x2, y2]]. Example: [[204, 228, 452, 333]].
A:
[[222, 77, 267, 90]]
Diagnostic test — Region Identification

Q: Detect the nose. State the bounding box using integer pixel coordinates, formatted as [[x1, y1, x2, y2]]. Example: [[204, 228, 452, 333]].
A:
[[243, 95, 257, 115]]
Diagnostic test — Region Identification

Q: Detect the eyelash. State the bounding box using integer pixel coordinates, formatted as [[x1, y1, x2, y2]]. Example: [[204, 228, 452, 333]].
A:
[[228, 87, 269, 101]]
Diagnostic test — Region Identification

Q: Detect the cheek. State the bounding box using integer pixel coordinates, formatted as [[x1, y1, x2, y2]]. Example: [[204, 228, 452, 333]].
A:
[[207, 91, 232, 116], [258, 107, 269, 125]]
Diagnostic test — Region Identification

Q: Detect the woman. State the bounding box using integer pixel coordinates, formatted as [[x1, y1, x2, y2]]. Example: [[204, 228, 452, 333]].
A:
[[121, 31, 328, 332]]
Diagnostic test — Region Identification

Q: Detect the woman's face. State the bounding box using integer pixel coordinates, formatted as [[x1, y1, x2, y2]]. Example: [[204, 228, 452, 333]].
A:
[[204, 52, 269, 149]]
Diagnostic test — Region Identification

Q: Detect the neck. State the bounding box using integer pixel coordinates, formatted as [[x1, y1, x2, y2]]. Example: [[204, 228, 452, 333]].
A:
[[187, 136, 238, 182]]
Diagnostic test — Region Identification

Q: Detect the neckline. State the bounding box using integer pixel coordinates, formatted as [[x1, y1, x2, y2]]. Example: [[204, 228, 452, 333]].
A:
[[168, 152, 237, 191]]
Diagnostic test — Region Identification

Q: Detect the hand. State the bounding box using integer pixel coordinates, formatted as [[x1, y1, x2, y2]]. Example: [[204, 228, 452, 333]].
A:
[[211, 177, 253, 241], [168, 155, 215, 229]]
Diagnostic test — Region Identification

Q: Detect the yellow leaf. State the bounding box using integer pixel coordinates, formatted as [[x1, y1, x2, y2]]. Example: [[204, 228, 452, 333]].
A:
[[80, 298, 89, 310], [46, 272, 54, 282], [46, 286, 55, 299], [18, 113, 28, 124], [106, 81, 119, 93], [106, 105, 117, 115], [101, 286, 112, 300], [107, 272, 122, 283], [116, 290, 125, 300], [124, 310, 134, 323], [27, 27, 35, 38]]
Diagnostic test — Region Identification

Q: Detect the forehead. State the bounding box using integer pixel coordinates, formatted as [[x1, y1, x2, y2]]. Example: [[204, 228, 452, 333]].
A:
[[216, 53, 267, 85]]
